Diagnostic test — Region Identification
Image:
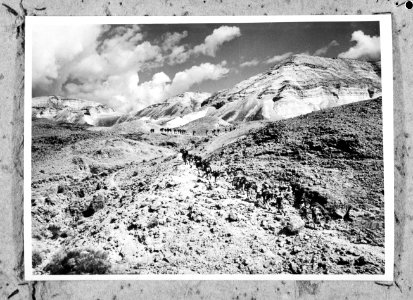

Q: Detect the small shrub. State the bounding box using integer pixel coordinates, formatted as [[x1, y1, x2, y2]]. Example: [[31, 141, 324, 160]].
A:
[[48, 223, 61, 239], [91, 193, 105, 210], [147, 218, 159, 229], [32, 251, 43, 268], [44, 248, 111, 274]]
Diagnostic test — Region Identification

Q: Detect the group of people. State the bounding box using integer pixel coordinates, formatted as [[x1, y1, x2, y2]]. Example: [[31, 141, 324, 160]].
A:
[[178, 148, 354, 227], [179, 149, 222, 182], [179, 149, 293, 214], [205, 127, 236, 136], [232, 174, 292, 214], [292, 184, 354, 227], [150, 126, 238, 137], [159, 128, 187, 135]]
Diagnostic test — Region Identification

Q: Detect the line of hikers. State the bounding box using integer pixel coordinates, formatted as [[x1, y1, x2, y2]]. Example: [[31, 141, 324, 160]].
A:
[[151, 126, 237, 136], [159, 128, 187, 134], [179, 149, 353, 227], [231, 173, 292, 214], [180, 149, 222, 182], [179, 149, 291, 214]]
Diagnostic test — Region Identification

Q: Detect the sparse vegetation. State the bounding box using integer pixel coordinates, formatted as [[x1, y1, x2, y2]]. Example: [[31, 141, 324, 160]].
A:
[[44, 248, 111, 275], [32, 250, 43, 268]]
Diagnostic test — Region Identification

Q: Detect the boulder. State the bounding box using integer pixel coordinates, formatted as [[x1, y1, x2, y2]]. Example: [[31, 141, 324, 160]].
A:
[[227, 211, 239, 222], [283, 215, 305, 235]]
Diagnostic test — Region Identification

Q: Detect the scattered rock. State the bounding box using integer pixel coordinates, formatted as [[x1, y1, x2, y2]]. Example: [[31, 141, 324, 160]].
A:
[[283, 215, 305, 235], [227, 211, 239, 222], [337, 256, 351, 265], [57, 184, 66, 193], [149, 201, 161, 212], [290, 262, 301, 274], [354, 256, 368, 266]]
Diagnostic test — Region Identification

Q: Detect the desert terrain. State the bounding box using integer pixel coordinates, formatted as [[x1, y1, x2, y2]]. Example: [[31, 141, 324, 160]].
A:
[[30, 55, 385, 275]]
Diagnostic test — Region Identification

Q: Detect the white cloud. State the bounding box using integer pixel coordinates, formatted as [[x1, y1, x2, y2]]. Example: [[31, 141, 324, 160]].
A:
[[313, 40, 339, 56], [70, 41, 162, 82], [32, 24, 233, 112], [65, 71, 139, 112], [32, 23, 163, 97], [240, 58, 260, 67], [164, 27, 241, 65], [162, 31, 188, 51], [265, 52, 294, 64], [193, 26, 241, 57], [32, 24, 102, 89], [168, 62, 229, 95], [66, 62, 228, 113], [134, 72, 172, 110], [338, 30, 380, 61], [167, 45, 191, 65], [65, 71, 170, 113]]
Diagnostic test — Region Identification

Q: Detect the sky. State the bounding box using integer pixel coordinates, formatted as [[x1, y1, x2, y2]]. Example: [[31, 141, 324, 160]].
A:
[[32, 21, 380, 113]]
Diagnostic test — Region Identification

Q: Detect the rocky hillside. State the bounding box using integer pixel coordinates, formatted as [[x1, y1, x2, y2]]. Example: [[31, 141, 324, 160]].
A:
[[32, 96, 123, 126], [209, 97, 384, 247], [131, 92, 212, 126], [178, 116, 231, 133], [202, 55, 381, 122], [31, 97, 385, 275]]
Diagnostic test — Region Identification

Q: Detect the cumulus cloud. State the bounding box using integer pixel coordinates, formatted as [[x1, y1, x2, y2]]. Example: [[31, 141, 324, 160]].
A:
[[168, 62, 229, 95], [313, 40, 339, 56], [70, 41, 162, 82], [193, 26, 241, 57], [64, 71, 141, 112], [240, 58, 260, 67], [66, 62, 228, 112], [265, 52, 294, 64], [65, 70, 172, 112], [338, 30, 380, 61], [162, 31, 188, 51], [32, 24, 102, 92], [32, 24, 162, 96], [165, 26, 240, 65], [32, 24, 234, 112], [167, 45, 192, 65]]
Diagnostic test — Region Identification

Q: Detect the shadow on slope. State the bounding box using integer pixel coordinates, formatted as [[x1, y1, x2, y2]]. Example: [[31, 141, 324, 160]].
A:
[[209, 97, 384, 247]]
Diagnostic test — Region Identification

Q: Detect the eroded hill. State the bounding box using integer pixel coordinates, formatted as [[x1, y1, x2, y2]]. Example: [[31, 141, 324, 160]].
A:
[[32, 96, 124, 126]]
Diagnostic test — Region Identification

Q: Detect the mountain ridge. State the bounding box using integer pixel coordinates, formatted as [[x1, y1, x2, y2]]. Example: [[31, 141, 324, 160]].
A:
[[32, 55, 382, 130], [32, 96, 122, 127], [202, 54, 381, 123], [121, 55, 382, 130]]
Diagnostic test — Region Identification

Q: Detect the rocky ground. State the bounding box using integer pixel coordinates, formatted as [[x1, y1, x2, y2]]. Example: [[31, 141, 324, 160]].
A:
[[31, 98, 385, 275]]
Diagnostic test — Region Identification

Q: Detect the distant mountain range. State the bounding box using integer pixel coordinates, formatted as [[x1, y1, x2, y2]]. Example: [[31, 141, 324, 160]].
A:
[[32, 96, 122, 126], [32, 55, 381, 129]]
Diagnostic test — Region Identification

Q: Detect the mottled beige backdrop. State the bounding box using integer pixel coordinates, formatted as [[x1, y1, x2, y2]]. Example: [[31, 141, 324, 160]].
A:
[[0, 0, 412, 299]]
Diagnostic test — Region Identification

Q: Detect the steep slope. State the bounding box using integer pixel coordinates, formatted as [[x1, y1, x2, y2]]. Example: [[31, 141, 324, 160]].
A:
[[133, 92, 211, 123], [208, 97, 384, 248], [202, 55, 381, 122], [178, 116, 231, 134], [32, 96, 123, 126], [113, 55, 381, 130]]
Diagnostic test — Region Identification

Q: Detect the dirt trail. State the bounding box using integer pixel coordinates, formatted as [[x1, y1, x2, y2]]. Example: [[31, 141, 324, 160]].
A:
[[78, 147, 384, 275]]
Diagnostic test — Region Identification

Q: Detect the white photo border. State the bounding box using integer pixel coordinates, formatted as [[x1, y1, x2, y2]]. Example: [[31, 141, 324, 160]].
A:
[[24, 15, 394, 281]]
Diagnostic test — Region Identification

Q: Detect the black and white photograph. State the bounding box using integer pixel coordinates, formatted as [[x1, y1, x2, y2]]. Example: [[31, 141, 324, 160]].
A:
[[24, 16, 393, 279]]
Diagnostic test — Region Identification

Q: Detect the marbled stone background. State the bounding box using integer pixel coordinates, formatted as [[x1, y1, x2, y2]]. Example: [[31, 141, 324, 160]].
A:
[[0, 0, 411, 299]]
